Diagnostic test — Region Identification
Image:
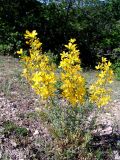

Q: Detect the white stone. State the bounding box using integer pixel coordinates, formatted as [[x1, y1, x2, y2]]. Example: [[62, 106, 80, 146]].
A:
[[33, 130, 39, 136]]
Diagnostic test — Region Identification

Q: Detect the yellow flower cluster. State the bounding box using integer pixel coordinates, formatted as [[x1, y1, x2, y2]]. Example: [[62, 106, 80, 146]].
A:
[[17, 30, 114, 108], [17, 30, 56, 99], [59, 39, 86, 106], [89, 57, 114, 107]]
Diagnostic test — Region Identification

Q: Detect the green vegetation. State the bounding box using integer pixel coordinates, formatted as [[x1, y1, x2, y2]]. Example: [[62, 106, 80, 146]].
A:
[[112, 59, 120, 80], [2, 120, 29, 137], [0, 0, 120, 159], [36, 102, 95, 159], [0, 0, 120, 67], [16, 30, 114, 159]]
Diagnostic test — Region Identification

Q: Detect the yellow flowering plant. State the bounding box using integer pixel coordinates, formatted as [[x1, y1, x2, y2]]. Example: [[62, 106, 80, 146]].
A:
[[59, 38, 86, 106], [17, 30, 114, 106], [89, 57, 114, 107], [17, 30, 114, 159], [17, 30, 57, 100]]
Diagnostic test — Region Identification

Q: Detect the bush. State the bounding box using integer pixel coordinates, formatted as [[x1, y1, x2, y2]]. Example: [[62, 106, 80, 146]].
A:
[[2, 120, 29, 137], [0, 19, 22, 55], [0, 44, 13, 55], [17, 30, 114, 159], [36, 101, 95, 159], [112, 59, 120, 80]]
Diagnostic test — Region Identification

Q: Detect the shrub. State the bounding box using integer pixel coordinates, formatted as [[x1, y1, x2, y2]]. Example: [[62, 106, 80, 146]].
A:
[[112, 59, 120, 81], [17, 30, 114, 159], [0, 21, 22, 56], [0, 44, 13, 55], [36, 101, 95, 159], [2, 120, 29, 137]]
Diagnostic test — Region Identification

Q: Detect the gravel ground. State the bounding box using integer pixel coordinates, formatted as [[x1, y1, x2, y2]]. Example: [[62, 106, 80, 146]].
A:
[[0, 56, 52, 160]]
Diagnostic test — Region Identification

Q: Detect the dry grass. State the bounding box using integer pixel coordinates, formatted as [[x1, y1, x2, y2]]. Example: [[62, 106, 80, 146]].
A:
[[0, 56, 51, 160]]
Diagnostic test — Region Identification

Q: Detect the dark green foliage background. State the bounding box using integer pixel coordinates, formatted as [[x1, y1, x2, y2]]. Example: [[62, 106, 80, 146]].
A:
[[0, 0, 120, 67]]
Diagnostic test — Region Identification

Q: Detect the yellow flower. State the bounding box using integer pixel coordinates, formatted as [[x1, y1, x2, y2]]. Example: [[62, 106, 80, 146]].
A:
[[20, 30, 57, 100], [95, 64, 100, 70], [69, 38, 76, 43], [24, 30, 37, 39], [59, 38, 86, 106], [108, 61, 111, 67], [89, 57, 114, 107], [18, 30, 114, 109], [17, 48, 23, 54], [102, 57, 107, 63]]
